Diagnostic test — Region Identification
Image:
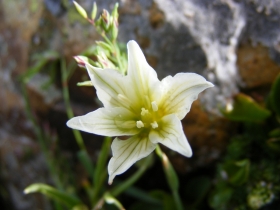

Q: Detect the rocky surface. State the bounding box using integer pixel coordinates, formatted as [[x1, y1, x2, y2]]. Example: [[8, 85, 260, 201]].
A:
[[1, 0, 280, 209]]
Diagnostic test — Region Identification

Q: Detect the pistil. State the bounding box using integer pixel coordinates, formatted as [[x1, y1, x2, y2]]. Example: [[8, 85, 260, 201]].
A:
[[150, 121, 158, 129]]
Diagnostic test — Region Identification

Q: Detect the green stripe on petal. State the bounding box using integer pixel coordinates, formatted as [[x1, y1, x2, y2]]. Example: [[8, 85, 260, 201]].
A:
[[149, 114, 192, 157], [127, 41, 162, 104], [160, 73, 214, 120], [108, 135, 156, 184], [66, 107, 140, 136], [86, 64, 130, 109]]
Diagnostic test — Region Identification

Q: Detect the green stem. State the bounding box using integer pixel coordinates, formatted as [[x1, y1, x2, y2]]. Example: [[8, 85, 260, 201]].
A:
[[113, 43, 125, 74], [172, 190, 184, 210], [93, 156, 152, 209], [61, 59, 86, 151], [96, 27, 125, 74], [21, 84, 63, 191], [92, 137, 111, 205], [155, 145, 184, 210], [61, 59, 96, 205]]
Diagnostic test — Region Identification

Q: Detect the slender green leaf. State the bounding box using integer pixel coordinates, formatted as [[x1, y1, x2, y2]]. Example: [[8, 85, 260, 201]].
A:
[[104, 193, 125, 210], [96, 41, 112, 52], [24, 183, 82, 208], [77, 150, 94, 176], [20, 59, 48, 83], [123, 186, 161, 205], [150, 190, 176, 210], [223, 159, 250, 186], [155, 146, 178, 191]]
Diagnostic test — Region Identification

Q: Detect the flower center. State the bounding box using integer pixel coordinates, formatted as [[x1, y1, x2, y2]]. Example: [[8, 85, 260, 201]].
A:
[[136, 101, 159, 130]]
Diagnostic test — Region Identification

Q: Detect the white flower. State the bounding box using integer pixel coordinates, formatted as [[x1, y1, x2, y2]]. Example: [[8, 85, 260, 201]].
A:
[[67, 40, 213, 184]]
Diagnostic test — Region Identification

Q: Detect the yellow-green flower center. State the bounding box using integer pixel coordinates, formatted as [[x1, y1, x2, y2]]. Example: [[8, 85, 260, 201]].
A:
[[136, 101, 160, 130]]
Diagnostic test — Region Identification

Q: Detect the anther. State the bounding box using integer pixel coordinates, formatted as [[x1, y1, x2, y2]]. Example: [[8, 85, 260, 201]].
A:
[[151, 121, 158, 129], [136, 121, 144, 128], [141, 108, 149, 116], [151, 101, 158, 112]]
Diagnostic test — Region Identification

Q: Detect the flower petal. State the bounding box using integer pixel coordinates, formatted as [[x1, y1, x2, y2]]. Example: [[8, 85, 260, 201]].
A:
[[66, 107, 140, 136], [85, 64, 129, 108], [108, 135, 156, 184], [149, 114, 192, 157], [127, 40, 162, 103], [160, 73, 214, 120]]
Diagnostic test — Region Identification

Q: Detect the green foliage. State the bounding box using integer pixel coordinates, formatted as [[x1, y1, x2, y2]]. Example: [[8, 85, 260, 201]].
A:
[[222, 93, 271, 122], [223, 159, 250, 186], [20, 50, 59, 83], [104, 193, 125, 210], [129, 190, 176, 210], [185, 176, 212, 209], [24, 183, 83, 208], [22, 3, 144, 210], [209, 74, 280, 209], [269, 73, 280, 116]]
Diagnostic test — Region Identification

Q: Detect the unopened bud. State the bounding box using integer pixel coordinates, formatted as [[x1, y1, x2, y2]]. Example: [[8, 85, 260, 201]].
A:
[[112, 3, 119, 19], [101, 9, 111, 30], [73, 1, 88, 19], [73, 56, 89, 68], [91, 2, 97, 20]]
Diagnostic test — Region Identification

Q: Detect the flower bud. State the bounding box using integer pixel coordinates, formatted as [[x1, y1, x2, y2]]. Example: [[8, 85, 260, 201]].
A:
[[101, 9, 111, 30], [73, 1, 88, 19], [91, 2, 97, 20]]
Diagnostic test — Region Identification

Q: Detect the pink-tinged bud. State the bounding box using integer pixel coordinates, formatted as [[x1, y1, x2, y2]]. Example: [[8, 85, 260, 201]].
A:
[[101, 9, 110, 29], [101, 9, 109, 23], [74, 56, 86, 67]]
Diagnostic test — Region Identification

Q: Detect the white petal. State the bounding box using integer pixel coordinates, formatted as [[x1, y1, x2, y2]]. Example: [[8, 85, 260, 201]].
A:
[[149, 114, 192, 157], [127, 40, 162, 103], [67, 107, 140, 136], [160, 73, 213, 120], [85, 64, 129, 108], [108, 135, 156, 184]]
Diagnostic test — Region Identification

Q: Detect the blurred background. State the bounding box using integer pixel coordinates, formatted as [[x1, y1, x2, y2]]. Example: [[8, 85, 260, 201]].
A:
[[1, 0, 280, 209]]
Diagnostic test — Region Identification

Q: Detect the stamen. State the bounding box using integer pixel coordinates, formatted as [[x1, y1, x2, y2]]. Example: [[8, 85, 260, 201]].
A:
[[151, 101, 158, 112], [151, 121, 158, 129], [136, 120, 144, 128], [141, 108, 149, 116]]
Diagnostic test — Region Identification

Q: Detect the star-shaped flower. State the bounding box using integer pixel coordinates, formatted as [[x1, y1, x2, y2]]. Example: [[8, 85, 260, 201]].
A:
[[67, 40, 213, 184]]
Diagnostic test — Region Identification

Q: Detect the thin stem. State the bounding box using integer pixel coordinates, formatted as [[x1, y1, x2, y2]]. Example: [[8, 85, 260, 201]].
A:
[[93, 154, 152, 209], [61, 59, 86, 151], [21, 84, 63, 191], [113, 43, 125, 74], [155, 145, 184, 210], [92, 137, 111, 205], [172, 190, 184, 210], [96, 27, 125, 74]]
